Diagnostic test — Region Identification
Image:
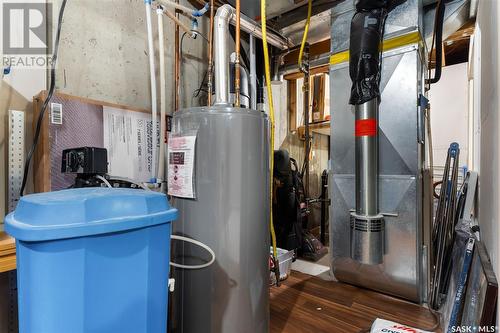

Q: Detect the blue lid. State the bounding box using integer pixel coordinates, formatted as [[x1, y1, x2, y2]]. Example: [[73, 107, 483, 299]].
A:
[[5, 188, 178, 242]]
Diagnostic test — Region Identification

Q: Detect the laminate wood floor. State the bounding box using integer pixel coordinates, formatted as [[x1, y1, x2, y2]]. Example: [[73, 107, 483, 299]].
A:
[[270, 271, 440, 333]]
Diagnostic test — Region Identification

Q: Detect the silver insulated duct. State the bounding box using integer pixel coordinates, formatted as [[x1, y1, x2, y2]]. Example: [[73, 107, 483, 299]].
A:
[[170, 5, 270, 333]]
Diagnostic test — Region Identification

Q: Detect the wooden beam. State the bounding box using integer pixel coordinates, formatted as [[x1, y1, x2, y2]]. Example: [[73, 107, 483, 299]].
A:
[[284, 64, 329, 80], [33, 91, 51, 193], [283, 39, 330, 67], [311, 74, 326, 122], [288, 80, 297, 131]]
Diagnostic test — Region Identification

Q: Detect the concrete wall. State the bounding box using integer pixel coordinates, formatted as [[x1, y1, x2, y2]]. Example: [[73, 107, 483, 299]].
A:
[[55, 0, 208, 111], [475, 0, 500, 275], [0, 0, 209, 222]]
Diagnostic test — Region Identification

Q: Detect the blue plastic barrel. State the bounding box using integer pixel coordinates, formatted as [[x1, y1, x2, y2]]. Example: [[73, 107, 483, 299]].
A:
[[5, 188, 177, 333]]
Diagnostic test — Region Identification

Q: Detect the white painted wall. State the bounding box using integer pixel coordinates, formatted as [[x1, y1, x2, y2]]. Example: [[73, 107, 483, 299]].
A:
[[0, 1, 47, 222], [428, 63, 469, 168], [474, 0, 500, 277]]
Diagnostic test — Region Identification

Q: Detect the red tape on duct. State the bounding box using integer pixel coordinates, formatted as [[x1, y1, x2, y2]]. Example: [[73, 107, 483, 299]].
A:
[[355, 119, 377, 137]]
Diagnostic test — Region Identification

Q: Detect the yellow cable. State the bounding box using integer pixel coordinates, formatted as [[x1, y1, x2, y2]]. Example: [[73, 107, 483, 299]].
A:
[[298, 0, 312, 68], [261, 0, 278, 260]]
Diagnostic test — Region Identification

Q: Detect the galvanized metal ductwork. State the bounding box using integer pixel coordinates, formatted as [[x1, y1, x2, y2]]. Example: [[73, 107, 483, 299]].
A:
[[348, 0, 405, 265], [330, 0, 429, 302]]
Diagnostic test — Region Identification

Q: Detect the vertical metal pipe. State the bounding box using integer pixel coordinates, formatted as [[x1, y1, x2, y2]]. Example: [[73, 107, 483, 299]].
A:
[[350, 97, 384, 265], [213, 5, 234, 106], [239, 66, 250, 107], [355, 98, 379, 216], [234, 0, 241, 107], [249, 35, 257, 110], [320, 169, 328, 244], [207, 0, 214, 106], [301, 44, 310, 197]]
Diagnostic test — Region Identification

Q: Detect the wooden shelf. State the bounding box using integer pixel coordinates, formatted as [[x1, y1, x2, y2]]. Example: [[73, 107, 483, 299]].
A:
[[297, 121, 331, 138], [0, 232, 16, 273]]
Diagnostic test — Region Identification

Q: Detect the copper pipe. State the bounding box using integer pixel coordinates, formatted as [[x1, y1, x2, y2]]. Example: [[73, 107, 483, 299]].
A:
[[174, 3, 180, 112], [234, 0, 241, 107], [207, 0, 214, 106]]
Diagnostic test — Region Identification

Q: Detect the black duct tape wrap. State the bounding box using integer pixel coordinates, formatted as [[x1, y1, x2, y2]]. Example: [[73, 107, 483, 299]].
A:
[[349, 0, 406, 105]]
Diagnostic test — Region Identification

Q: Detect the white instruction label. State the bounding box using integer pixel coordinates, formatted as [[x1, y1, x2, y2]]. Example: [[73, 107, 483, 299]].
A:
[[168, 136, 196, 198], [103, 106, 159, 182]]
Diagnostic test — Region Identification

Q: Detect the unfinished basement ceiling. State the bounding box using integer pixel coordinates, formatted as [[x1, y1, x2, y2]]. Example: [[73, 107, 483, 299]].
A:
[[226, 0, 309, 21], [188, 0, 477, 59]]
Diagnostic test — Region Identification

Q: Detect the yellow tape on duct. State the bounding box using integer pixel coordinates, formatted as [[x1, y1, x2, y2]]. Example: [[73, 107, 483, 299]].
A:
[[329, 31, 422, 66]]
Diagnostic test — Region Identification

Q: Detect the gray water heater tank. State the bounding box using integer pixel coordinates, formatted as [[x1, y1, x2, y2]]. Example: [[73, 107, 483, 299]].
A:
[[170, 106, 270, 333]]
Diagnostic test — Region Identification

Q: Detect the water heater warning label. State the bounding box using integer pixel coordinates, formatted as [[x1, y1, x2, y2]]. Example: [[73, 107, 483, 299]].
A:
[[168, 136, 196, 198]]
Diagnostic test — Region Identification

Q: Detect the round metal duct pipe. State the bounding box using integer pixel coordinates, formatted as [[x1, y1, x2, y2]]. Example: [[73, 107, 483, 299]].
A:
[[350, 99, 384, 265]]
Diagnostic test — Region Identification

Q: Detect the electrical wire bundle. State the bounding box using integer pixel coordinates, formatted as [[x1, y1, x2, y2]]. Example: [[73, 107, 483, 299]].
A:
[[426, 0, 449, 87], [20, 0, 69, 196]]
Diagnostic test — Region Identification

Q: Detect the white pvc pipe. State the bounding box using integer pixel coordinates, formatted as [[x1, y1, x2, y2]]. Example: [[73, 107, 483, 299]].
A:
[[145, 2, 158, 182], [157, 8, 167, 183]]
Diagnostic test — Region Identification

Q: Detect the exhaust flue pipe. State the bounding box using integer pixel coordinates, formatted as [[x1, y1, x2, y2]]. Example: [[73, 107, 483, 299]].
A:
[[213, 4, 290, 106], [213, 5, 234, 106], [348, 0, 406, 265]]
